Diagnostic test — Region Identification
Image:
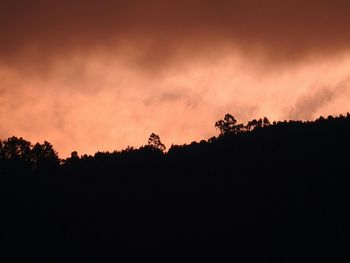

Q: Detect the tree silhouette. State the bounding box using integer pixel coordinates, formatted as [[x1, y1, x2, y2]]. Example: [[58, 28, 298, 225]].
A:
[[148, 133, 166, 151], [215, 114, 243, 135], [0, 137, 60, 171], [0, 136, 32, 161], [246, 118, 264, 131], [263, 117, 271, 127], [31, 141, 60, 168], [71, 151, 79, 159]]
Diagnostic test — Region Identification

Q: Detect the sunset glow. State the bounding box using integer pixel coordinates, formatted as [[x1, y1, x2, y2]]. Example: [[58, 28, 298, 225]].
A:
[[1, 0, 350, 157]]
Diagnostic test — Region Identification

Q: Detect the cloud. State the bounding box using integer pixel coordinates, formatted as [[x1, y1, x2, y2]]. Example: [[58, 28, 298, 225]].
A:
[[1, 1, 350, 157], [289, 78, 350, 120], [1, 0, 350, 72]]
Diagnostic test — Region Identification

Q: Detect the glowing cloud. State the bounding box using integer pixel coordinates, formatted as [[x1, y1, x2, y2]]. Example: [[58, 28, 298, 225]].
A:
[[1, 1, 350, 156]]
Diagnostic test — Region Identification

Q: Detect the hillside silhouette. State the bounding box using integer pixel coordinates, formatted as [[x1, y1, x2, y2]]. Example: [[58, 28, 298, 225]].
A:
[[1, 114, 349, 262]]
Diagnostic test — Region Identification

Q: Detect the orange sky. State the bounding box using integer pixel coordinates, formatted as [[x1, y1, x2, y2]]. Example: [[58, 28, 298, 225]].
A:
[[1, 1, 350, 157]]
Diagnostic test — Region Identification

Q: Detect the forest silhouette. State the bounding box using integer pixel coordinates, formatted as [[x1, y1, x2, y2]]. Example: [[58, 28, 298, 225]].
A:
[[1, 114, 349, 262]]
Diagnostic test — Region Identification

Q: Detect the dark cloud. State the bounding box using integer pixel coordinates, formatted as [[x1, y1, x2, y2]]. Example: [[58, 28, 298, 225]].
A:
[[1, 0, 350, 69], [143, 88, 203, 109], [289, 78, 350, 120]]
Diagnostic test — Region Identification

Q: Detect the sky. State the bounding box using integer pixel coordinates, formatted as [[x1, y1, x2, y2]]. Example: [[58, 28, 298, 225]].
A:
[[1, 0, 350, 157]]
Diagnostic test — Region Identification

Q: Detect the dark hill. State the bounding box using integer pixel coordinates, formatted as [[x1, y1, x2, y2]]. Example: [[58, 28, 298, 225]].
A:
[[1, 114, 349, 262]]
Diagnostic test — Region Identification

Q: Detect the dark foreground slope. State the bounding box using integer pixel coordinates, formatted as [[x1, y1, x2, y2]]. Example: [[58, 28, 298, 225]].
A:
[[1, 116, 350, 262]]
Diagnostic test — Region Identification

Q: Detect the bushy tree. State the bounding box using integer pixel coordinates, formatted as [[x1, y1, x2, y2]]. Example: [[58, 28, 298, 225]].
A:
[[71, 151, 79, 159], [246, 118, 267, 131], [263, 117, 271, 127], [215, 114, 243, 135], [0, 137, 60, 171], [148, 133, 166, 152], [0, 136, 32, 161], [31, 141, 60, 168]]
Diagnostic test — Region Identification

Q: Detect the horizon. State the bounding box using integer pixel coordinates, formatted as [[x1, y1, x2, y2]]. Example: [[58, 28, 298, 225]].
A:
[[2, 112, 348, 159]]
